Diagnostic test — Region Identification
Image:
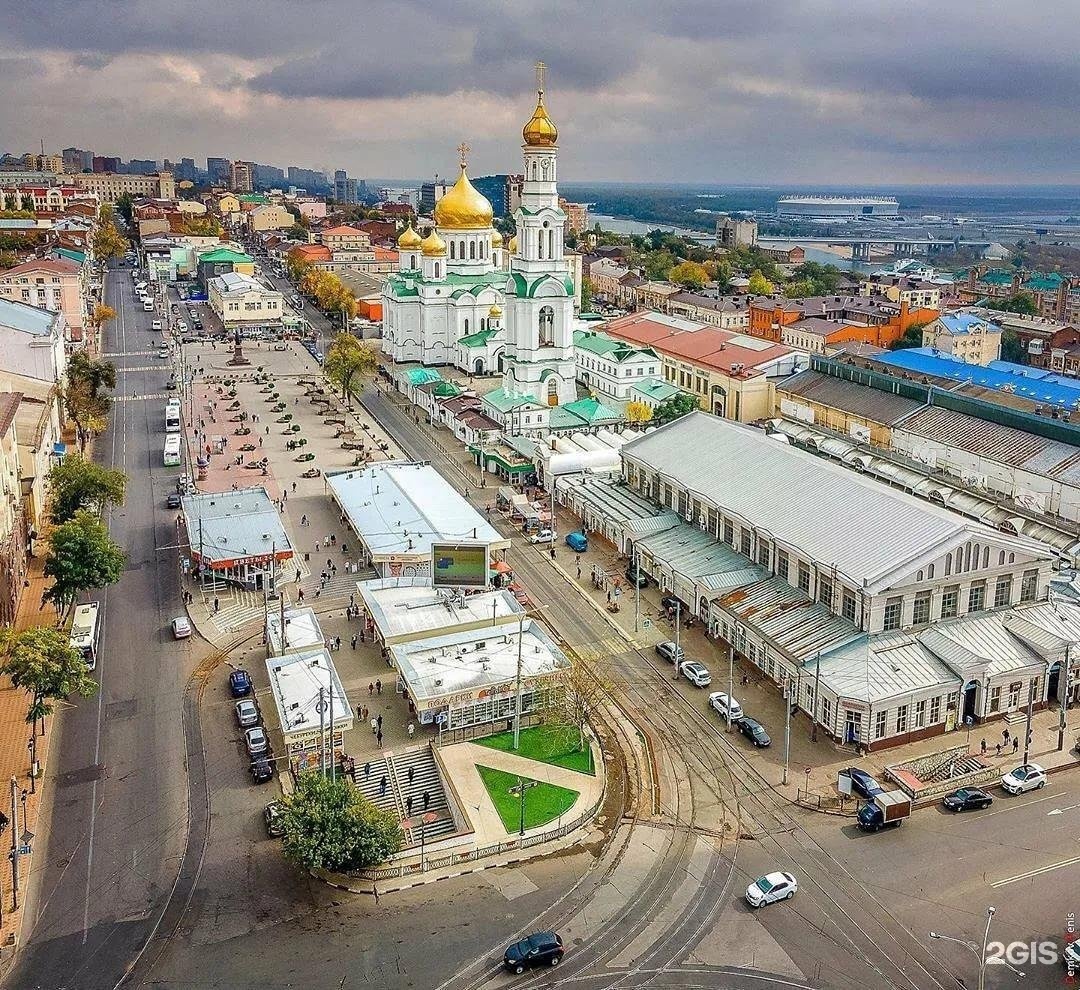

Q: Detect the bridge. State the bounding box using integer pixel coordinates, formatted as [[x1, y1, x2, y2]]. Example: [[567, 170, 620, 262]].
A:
[[758, 235, 995, 260]]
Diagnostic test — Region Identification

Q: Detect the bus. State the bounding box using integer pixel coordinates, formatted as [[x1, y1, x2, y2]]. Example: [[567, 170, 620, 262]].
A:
[[163, 435, 182, 466], [70, 602, 101, 671], [165, 399, 181, 433]]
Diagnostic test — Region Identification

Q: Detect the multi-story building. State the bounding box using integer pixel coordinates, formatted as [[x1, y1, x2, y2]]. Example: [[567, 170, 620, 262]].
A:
[[92, 155, 121, 173], [861, 274, 941, 311], [207, 157, 230, 185], [715, 214, 758, 250], [62, 147, 94, 173], [558, 198, 588, 234], [246, 204, 294, 232], [319, 225, 373, 257], [749, 294, 938, 349], [921, 313, 1003, 365], [574, 329, 661, 403], [959, 267, 1076, 323], [0, 259, 86, 339], [0, 185, 91, 213], [471, 175, 511, 218], [333, 170, 359, 205], [71, 171, 175, 203], [228, 160, 254, 193], [0, 391, 26, 625], [668, 292, 751, 330], [286, 166, 329, 193], [254, 163, 285, 189], [208, 272, 284, 330], [604, 311, 806, 422], [125, 159, 157, 175], [22, 154, 63, 174], [419, 179, 449, 216]]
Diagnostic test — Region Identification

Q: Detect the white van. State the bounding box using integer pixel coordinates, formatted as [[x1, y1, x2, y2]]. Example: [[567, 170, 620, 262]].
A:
[[143, 300, 155, 312]]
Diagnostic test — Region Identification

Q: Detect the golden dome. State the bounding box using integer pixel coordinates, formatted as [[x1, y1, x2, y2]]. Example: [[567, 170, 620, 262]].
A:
[[522, 92, 558, 147], [508, 234, 518, 253], [488, 304, 503, 318], [490, 229, 504, 247], [433, 164, 493, 230], [397, 222, 422, 249], [420, 229, 446, 256]]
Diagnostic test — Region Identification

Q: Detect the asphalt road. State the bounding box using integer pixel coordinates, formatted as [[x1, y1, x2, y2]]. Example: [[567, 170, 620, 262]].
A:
[[6, 267, 203, 990]]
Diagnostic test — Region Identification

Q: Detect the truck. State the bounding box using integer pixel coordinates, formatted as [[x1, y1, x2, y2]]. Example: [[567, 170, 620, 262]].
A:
[[856, 790, 912, 832]]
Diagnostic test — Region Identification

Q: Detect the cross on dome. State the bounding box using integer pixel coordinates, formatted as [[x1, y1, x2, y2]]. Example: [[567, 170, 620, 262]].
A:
[[457, 142, 470, 168]]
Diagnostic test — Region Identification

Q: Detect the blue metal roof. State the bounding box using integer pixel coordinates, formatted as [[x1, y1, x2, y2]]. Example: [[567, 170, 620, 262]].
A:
[[937, 313, 1000, 336], [877, 348, 1080, 409]]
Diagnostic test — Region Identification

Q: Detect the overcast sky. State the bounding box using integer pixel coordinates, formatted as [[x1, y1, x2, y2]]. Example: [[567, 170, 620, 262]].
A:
[[3, 0, 1077, 186]]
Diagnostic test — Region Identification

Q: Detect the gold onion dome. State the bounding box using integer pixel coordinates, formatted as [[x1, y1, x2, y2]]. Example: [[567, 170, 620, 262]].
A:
[[522, 91, 558, 147], [488, 304, 503, 318], [508, 234, 518, 253], [420, 229, 446, 256], [433, 164, 494, 230], [490, 229, 504, 246], [397, 222, 422, 249]]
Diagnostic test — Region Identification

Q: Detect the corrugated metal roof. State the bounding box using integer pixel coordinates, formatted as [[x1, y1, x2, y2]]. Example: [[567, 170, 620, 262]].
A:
[[638, 524, 750, 582], [623, 413, 981, 590], [718, 577, 863, 662], [816, 633, 958, 704], [918, 612, 1046, 679], [558, 476, 679, 533], [780, 369, 924, 425]]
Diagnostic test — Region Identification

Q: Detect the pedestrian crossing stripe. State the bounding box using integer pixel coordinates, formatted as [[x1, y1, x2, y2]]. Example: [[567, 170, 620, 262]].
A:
[[570, 636, 630, 663], [114, 392, 170, 402]]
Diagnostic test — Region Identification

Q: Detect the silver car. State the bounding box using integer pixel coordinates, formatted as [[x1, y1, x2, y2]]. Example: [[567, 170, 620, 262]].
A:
[[235, 699, 259, 727], [655, 641, 685, 664], [244, 726, 268, 757]]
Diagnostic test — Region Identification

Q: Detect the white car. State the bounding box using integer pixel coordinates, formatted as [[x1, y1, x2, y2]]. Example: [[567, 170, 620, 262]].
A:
[[157, 345, 170, 359], [151, 319, 162, 331], [175, 320, 187, 332], [143, 300, 155, 312], [1000, 763, 1047, 795], [679, 660, 712, 687], [709, 691, 744, 722], [746, 871, 798, 908], [527, 528, 556, 544], [244, 726, 269, 757], [235, 699, 259, 727], [655, 641, 685, 664], [171, 616, 192, 639]]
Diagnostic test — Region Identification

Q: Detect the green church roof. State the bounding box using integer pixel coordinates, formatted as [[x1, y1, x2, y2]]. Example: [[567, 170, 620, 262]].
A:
[[458, 328, 501, 348], [199, 248, 253, 264]]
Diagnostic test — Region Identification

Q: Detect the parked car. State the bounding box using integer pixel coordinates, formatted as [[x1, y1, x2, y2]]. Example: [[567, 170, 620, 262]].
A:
[[527, 528, 556, 544], [171, 616, 191, 639], [229, 669, 253, 697], [942, 787, 993, 812], [151, 319, 162, 331], [745, 871, 797, 908], [264, 801, 285, 836], [655, 640, 684, 664], [624, 563, 649, 587], [660, 594, 682, 613], [708, 691, 744, 722], [235, 699, 259, 727], [166, 492, 181, 509], [250, 758, 273, 784], [1000, 763, 1047, 795], [244, 726, 269, 758], [508, 582, 530, 606], [157, 345, 169, 359], [738, 716, 771, 747], [564, 532, 588, 552], [843, 767, 885, 799], [679, 660, 712, 687], [503, 932, 564, 974], [175, 320, 187, 332], [188, 308, 198, 320]]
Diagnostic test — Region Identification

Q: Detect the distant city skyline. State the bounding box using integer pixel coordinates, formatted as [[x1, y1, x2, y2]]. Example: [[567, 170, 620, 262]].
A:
[[1, 1, 1076, 186]]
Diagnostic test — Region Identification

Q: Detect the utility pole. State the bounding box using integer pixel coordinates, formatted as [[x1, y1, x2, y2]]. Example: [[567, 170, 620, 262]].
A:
[[1058, 644, 1071, 752], [811, 652, 822, 742], [513, 613, 525, 750], [329, 671, 335, 783], [318, 686, 326, 775], [673, 601, 682, 680], [9, 776, 19, 910], [727, 644, 734, 731], [634, 553, 641, 634], [1023, 675, 1036, 764], [782, 675, 791, 786]]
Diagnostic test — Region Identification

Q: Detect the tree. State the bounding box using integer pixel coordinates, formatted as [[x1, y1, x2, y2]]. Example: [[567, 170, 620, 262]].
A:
[[549, 666, 612, 757], [703, 259, 732, 290], [579, 277, 594, 313], [783, 279, 816, 298], [1001, 329, 1026, 364], [115, 193, 135, 227], [642, 249, 678, 281], [653, 393, 700, 425], [624, 400, 653, 424], [90, 303, 116, 332], [286, 253, 311, 283], [889, 320, 931, 351], [985, 292, 1038, 316], [0, 627, 97, 735], [43, 511, 126, 613], [64, 351, 116, 450], [280, 773, 402, 872], [176, 214, 224, 237], [747, 270, 774, 295], [324, 332, 377, 406], [668, 260, 709, 290], [48, 455, 127, 524], [92, 216, 129, 262]]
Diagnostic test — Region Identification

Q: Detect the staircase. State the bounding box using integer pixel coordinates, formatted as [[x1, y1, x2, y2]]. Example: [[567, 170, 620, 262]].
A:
[[350, 755, 399, 814], [390, 746, 457, 843]]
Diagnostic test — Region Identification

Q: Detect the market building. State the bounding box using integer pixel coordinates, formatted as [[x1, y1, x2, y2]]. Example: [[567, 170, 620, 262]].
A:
[[265, 606, 324, 657]]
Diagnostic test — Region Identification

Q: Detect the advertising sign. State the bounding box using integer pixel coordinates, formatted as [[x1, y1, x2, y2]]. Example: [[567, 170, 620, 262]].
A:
[[430, 542, 490, 589]]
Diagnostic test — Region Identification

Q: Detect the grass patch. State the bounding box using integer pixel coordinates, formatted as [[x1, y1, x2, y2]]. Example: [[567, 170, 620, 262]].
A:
[[476, 724, 596, 775], [475, 765, 580, 833]]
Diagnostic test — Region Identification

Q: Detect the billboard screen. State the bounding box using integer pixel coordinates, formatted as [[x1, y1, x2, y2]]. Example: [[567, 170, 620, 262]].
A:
[[430, 542, 489, 589]]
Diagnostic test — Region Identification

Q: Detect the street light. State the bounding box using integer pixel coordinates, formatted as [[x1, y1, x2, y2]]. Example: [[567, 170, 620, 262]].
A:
[[929, 906, 1024, 990]]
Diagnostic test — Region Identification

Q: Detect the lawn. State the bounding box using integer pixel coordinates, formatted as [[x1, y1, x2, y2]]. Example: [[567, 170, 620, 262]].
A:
[[475, 724, 596, 775], [475, 765, 580, 833]]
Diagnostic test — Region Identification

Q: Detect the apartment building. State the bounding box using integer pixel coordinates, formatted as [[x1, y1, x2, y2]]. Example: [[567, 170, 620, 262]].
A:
[[72, 171, 175, 203], [0, 259, 86, 339], [573, 329, 661, 402], [921, 313, 1003, 365]]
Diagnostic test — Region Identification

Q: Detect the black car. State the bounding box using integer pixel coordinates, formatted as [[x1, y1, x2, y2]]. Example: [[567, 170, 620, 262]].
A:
[[942, 787, 993, 812], [250, 758, 273, 784], [660, 595, 682, 613], [166, 492, 182, 509], [503, 932, 563, 974], [624, 564, 649, 587], [843, 767, 884, 799], [738, 716, 771, 747], [229, 668, 253, 697]]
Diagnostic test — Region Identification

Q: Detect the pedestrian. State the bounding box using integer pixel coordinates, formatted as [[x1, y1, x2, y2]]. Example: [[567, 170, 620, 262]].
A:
[[549, 546, 556, 560], [370, 717, 377, 735], [213, 596, 220, 613], [335, 635, 341, 651], [576, 563, 582, 579], [357, 704, 363, 719], [265, 425, 269, 435], [376, 729, 383, 747], [314, 540, 320, 554], [376, 713, 383, 730], [295, 569, 301, 583], [407, 721, 415, 739], [298, 587, 305, 602], [406, 795, 414, 814], [259, 436, 263, 447], [1013, 736, 1019, 754], [1003, 727, 1011, 745], [380, 775, 387, 795], [292, 482, 296, 493], [980, 738, 987, 755], [324, 535, 330, 548], [364, 761, 371, 779], [408, 765, 415, 784], [376, 678, 382, 695], [422, 790, 430, 810], [314, 587, 321, 598], [995, 742, 1001, 757], [359, 628, 365, 644], [331, 534, 336, 546], [369, 682, 374, 696], [327, 558, 332, 571], [351, 634, 357, 650]]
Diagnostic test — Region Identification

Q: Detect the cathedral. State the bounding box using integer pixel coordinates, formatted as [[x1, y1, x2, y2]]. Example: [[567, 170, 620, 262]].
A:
[[381, 68, 578, 421]]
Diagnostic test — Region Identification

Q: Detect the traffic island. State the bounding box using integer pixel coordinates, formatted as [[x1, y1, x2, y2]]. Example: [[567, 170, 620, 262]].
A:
[[475, 765, 580, 833]]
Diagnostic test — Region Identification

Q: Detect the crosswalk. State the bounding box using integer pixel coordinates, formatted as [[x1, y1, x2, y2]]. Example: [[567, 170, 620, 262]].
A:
[[569, 634, 635, 664], [113, 392, 171, 402]]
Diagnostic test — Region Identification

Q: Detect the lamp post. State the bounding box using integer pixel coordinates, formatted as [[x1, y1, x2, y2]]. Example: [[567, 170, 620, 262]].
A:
[[929, 906, 1023, 990], [673, 600, 682, 681], [516, 777, 540, 836], [512, 604, 548, 751]]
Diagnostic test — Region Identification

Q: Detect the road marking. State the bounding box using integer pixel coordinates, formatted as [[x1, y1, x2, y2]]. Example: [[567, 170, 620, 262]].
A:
[[954, 792, 1058, 819], [1048, 803, 1080, 816], [990, 853, 1080, 887]]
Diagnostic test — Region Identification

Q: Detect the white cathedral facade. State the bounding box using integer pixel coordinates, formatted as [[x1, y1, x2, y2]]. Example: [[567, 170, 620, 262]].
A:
[[381, 74, 578, 424]]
